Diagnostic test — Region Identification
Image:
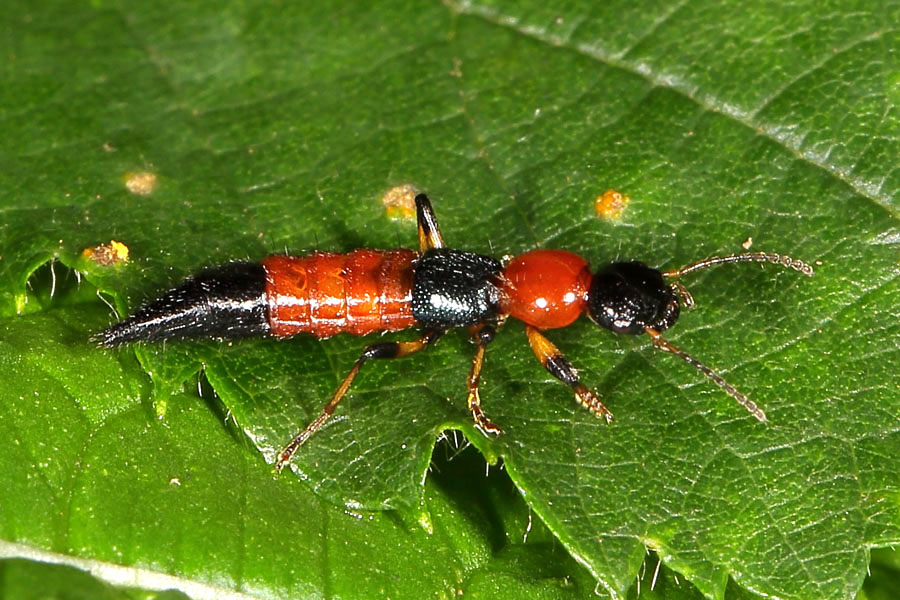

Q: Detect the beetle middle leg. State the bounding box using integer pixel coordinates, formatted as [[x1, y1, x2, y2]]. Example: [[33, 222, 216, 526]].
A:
[[275, 329, 444, 472], [465, 323, 504, 436]]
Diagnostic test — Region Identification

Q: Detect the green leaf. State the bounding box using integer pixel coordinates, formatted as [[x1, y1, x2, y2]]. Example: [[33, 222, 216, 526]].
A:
[[861, 549, 900, 600], [3, 1, 899, 599], [0, 286, 594, 598], [0, 558, 192, 600]]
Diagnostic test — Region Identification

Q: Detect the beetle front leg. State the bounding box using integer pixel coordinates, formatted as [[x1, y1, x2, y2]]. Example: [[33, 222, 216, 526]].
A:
[[524, 325, 614, 422]]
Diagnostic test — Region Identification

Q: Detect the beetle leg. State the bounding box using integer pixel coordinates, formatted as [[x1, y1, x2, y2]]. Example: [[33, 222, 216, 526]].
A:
[[465, 324, 503, 436], [275, 329, 444, 472], [415, 194, 445, 251], [524, 325, 614, 422]]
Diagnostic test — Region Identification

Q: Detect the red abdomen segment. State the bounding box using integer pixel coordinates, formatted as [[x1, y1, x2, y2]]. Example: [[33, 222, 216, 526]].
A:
[[499, 249, 592, 329], [262, 249, 418, 338]]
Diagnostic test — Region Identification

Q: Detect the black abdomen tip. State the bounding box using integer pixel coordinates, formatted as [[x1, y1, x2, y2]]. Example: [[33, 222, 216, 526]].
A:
[[95, 262, 270, 347]]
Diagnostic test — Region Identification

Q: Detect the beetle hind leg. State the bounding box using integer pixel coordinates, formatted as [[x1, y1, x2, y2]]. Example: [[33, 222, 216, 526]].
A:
[[415, 194, 445, 251], [275, 329, 443, 472]]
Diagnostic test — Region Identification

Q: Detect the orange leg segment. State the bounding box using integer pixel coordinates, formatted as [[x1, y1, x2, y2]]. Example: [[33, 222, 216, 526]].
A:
[[524, 325, 614, 423], [415, 194, 445, 251], [275, 329, 443, 472], [465, 324, 503, 436]]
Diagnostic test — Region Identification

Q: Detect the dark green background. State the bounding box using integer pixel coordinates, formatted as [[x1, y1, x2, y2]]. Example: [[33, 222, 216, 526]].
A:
[[2, 1, 899, 599]]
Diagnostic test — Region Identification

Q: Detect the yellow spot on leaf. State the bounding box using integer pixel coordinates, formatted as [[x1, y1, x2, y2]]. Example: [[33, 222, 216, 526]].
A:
[[595, 189, 630, 220], [381, 185, 418, 221], [124, 171, 158, 196], [82, 240, 129, 266]]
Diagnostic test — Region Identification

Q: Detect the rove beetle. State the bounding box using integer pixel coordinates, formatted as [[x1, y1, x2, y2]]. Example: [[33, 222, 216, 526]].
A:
[[96, 194, 813, 471]]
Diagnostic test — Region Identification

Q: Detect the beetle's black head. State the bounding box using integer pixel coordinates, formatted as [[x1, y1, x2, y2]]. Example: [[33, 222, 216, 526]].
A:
[[587, 261, 680, 335]]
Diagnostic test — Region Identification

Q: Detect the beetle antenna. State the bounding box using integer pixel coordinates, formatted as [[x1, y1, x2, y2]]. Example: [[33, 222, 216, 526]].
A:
[[663, 252, 814, 279], [644, 327, 767, 422]]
